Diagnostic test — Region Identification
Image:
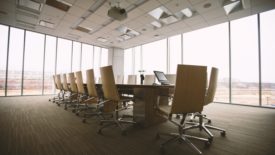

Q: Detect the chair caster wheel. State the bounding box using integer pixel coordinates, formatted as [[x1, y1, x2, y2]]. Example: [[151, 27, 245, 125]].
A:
[[82, 119, 86, 123], [64, 107, 67, 110], [53, 101, 55, 103], [48, 99, 51, 101], [57, 104, 60, 106], [221, 131, 226, 136], [155, 133, 160, 140], [76, 113, 79, 116], [208, 137, 213, 143], [72, 109, 76, 113], [205, 141, 211, 147], [208, 120, 212, 124]]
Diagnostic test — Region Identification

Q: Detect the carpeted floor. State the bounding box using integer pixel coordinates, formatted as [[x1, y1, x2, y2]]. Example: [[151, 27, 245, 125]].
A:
[[0, 96, 274, 155]]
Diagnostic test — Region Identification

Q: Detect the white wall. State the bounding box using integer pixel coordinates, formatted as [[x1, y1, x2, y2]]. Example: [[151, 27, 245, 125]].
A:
[[108, 47, 124, 76]]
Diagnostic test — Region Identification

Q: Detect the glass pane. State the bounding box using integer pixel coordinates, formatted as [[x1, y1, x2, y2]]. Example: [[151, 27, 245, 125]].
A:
[[23, 31, 44, 95], [260, 9, 275, 107], [101, 48, 108, 67], [56, 38, 72, 74], [169, 34, 181, 74], [0, 25, 8, 96], [183, 23, 229, 102], [94, 46, 101, 78], [124, 48, 133, 75], [72, 41, 81, 72], [142, 39, 167, 74], [81, 44, 93, 83], [231, 15, 259, 105], [134, 46, 142, 74], [7, 28, 24, 96], [44, 36, 56, 95]]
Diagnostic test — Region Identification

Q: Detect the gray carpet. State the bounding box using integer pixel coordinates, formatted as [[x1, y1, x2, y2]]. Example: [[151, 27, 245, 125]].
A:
[[0, 96, 274, 155]]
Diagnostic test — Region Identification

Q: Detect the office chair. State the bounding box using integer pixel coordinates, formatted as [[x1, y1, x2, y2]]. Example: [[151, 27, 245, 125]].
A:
[[49, 75, 61, 103], [115, 75, 124, 84], [67, 72, 79, 111], [98, 65, 136, 135], [82, 69, 105, 123], [185, 67, 226, 142], [54, 74, 64, 106], [144, 75, 155, 85], [75, 71, 90, 115], [155, 64, 210, 155]]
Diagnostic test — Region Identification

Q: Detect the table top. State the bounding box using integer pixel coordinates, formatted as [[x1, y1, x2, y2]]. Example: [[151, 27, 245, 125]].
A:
[[94, 83, 174, 89]]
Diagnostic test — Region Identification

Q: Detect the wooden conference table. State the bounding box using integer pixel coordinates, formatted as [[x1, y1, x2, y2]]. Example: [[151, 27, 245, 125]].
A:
[[95, 84, 174, 127]]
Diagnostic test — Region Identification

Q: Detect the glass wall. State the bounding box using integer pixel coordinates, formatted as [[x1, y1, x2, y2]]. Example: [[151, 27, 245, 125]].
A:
[[168, 35, 181, 74], [94, 46, 101, 78], [0, 25, 9, 96], [231, 15, 259, 105], [124, 48, 133, 75], [134, 46, 142, 75], [7, 28, 24, 96], [183, 23, 229, 103], [44, 36, 57, 95], [142, 39, 167, 74], [260, 9, 275, 107], [0, 23, 109, 96], [72, 41, 81, 72], [23, 31, 45, 95], [56, 38, 72, 74]]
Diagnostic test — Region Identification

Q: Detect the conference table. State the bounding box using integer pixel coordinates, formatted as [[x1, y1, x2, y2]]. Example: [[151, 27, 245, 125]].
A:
[[95, 84, 174, 127]]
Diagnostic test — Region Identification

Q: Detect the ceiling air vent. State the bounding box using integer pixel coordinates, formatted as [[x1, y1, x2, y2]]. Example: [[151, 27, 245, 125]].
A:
[[39, 20, 54, 28], [46, 0, 72, 12], [17, 0, 43, 14], [76, 25, 93, 33]]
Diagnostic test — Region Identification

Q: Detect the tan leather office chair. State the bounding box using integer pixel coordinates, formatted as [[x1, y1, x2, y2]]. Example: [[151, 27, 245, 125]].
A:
[[156, 64, 209, 155], [115, 75, 124, 84], [49, 75, 60, 103], [82, 69, 105, 123], [98, 65, 136, 135], [127, 75, 137, 84], [75, 71, 90, 115], [185, 67, 226, 142], [144, 75, 155, 85], [67, 72, 79, 111], [55, 74, 64, 106]]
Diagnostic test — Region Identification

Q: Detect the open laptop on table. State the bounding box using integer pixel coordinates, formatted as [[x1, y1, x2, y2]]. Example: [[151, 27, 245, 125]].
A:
[[153, 71, 171, 85]]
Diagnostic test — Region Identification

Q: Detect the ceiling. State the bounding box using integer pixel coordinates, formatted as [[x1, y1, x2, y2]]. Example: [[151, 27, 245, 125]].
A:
[[0, 0, 274, 49]]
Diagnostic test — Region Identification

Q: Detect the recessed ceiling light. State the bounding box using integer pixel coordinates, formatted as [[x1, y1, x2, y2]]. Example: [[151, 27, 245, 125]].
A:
[[97, 37, 108, 43], [181, 8, 193, 17], [76, 25, 93, 33], [39, 20, 54, 28]]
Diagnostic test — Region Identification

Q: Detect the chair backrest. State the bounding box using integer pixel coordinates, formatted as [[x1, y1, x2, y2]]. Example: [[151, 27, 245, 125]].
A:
[[55, 74, 62, 90], [100, 66, 120, 101], [144, 75, 155, 85], [68, 72, 78, 93], [115, 75, 124, 84], [62, 74, 69, 91], [86, 69, 98, 97], [75, 71, 85, 94], [165, 74, 176, 85], [171, 65, 207, 114], [127, 75, 137, 84], [205, 67, 218, 105]]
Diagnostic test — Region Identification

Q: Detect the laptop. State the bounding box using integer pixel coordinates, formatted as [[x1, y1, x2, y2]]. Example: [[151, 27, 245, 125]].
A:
[[153, 71, 171, 85]]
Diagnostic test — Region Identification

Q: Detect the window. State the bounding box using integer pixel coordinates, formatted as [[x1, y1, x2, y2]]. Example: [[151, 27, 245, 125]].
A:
[[134, 46, 142, 75], [94, 46, 101, 78], [56, 38, 72, 74], [23, 31, 45, 95], [260, 9, 275, 107], [124, 48, 133, 75], [44, 36, 56, 95], [183, 23, 229, 102], [231, 15, 259, 105], [72, 41, 81, 72], [81, 44, 93, 82], [101, 48, 108, 67], [0, 25, 9, 96], [168, 35, 181, 74], [7, 28, 24, 96], [142, 39, 167, 74]]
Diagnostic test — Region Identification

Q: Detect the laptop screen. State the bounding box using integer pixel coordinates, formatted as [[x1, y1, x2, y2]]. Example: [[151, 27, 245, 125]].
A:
[[154, 71, 169, 83]]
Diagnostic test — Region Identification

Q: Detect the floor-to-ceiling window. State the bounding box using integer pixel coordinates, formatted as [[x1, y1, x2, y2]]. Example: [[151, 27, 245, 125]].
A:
[[142, 39, 167, 74], [44, 35, 57, 95], [72, 41, 81, 72], [124, 48, 133, 75], [7, 27, 24, 96], [168, 35, 181, 74], [23, 31, 45, 95], [183, 23, 229, 102], [56, 38, 72, 74], [260, 9, 275, 107], [94, 46, 101, 79], [0, 25, 9, 96], [231, 15, 259, 105], [101, 48, 108, 67], [81, 44, 93, 83]]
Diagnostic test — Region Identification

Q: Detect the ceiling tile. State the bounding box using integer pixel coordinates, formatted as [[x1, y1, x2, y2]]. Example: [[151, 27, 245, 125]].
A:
[[165, 0, 192, 14], [193, 0, 221, 14], [138, 0, 161, 12], [202, 7, 226, 21]]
